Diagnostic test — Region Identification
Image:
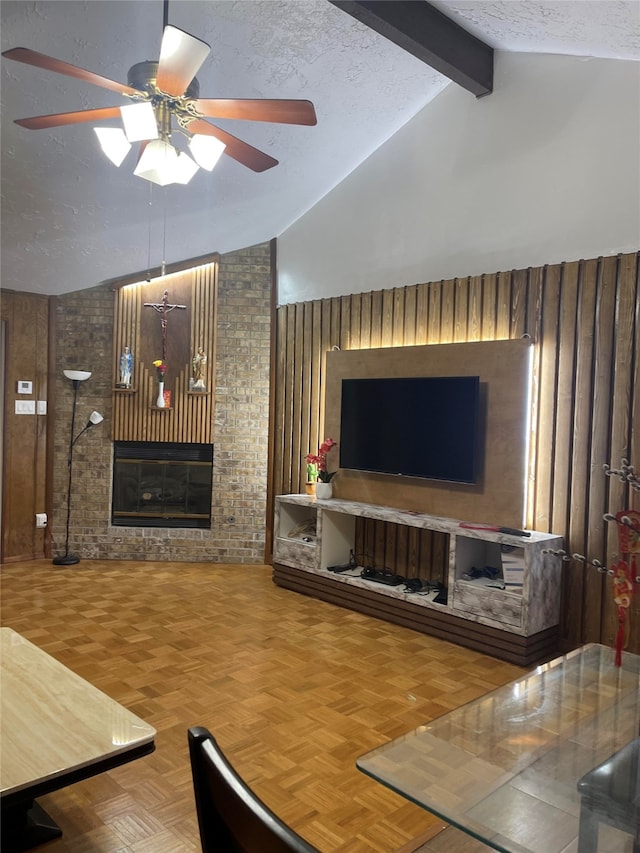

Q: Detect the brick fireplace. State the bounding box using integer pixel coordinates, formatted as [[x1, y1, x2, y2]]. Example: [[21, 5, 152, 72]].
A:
[[53, 242, 272, 563]]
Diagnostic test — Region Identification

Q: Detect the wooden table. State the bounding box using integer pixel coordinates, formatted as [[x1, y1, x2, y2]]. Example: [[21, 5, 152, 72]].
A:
[[357, 644, 639, 852], [0, 627, 156, 852]]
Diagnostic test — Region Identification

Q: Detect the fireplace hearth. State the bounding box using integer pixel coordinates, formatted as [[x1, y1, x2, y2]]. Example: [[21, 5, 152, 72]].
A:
[[112, 442, 213, 529]]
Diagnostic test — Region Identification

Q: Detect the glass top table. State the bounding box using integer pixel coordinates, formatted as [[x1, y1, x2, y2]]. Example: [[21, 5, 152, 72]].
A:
[[357, 644, 639, 852]]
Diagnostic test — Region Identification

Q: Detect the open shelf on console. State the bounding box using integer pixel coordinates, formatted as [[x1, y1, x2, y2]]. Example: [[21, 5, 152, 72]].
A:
[[277, 500, 317, 541]]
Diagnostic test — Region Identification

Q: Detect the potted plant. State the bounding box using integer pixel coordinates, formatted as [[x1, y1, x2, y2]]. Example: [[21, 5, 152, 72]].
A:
[[306, 438, 337, 498]]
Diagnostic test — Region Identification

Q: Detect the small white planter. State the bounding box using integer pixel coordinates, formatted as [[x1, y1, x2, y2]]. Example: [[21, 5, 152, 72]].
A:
[[315, 482, 333, 499]]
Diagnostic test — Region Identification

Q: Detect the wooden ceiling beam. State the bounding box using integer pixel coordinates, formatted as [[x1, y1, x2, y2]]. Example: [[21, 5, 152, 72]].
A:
[[329, 0, 493, 97]]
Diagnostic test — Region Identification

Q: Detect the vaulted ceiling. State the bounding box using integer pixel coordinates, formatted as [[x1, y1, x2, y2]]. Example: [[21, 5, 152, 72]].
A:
[[2, 1, 638, 296]]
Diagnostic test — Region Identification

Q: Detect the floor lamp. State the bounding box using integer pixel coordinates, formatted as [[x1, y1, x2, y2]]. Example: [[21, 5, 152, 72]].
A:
[[52, 369, 104, 566]]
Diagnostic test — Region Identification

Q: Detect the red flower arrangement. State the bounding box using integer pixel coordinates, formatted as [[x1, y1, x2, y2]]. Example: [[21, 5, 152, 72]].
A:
[[306, 437, 338, 483]]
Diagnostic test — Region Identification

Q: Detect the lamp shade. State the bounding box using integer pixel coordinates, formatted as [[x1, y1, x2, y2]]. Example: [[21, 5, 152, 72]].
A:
[[189, 134, 226, 171], [120, 102, 158, 142], [88, 410, 104, 425], [134, 139, 199, 186], [173, 151, 200, 184], [63, 370, 91, 382], [94, 128, 132, 166]]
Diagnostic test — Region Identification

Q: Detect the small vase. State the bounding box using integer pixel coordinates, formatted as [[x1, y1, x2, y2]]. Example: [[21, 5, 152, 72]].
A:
[[316, 481, 333, 500], [156, 381, 165, 408], [304, 482, 316, 496]]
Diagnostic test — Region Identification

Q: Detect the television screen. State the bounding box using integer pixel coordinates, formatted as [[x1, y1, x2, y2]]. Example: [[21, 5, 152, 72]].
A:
[[340, 375, 481, 484]]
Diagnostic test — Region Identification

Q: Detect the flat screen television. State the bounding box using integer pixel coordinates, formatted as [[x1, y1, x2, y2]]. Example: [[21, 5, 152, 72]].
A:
[[339, 375, 481, 484]]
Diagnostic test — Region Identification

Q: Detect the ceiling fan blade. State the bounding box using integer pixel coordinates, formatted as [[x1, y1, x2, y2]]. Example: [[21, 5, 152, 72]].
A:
[[156, 26, 210, 97], [1, 47, 139, 96], [15, 106, 123, 130], [186, 118, 278, 172], [193, 99, 317, 126]]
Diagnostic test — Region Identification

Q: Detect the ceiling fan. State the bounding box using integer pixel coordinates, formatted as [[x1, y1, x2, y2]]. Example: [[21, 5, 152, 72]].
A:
[[2, 1, 317, 184]]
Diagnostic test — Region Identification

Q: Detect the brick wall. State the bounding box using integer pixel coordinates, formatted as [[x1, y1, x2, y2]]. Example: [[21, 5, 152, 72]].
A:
[[52, 242, 272, 563]]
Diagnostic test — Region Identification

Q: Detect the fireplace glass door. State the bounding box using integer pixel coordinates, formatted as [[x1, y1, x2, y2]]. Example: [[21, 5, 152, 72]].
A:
[[112, 442, 213, 529]]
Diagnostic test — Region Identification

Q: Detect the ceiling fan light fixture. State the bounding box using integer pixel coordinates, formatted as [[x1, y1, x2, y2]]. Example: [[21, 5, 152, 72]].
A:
[[133, 138, 198, 186], [94, 127, 131, 166], [4, 12, 316, 180], [120, 102, 158, 142], [189, 134, 226, 171], [134, 138, 176, 185], [174, 151, 200, 184]]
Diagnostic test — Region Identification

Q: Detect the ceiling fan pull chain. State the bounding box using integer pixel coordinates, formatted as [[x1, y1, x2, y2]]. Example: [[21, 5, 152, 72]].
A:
[[161, 187, 167, 277], [147, 182, 153, 281]]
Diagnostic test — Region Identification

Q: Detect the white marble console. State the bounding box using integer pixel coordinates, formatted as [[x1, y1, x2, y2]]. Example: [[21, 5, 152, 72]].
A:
[[272, 495, 564, 665]]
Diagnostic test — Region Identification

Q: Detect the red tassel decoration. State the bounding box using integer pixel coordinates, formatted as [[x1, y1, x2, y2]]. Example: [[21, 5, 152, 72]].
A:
[[611, 558, 633, 667]]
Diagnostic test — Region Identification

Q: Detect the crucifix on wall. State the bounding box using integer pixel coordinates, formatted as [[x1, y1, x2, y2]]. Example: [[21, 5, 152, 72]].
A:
[[143, 290, 187, 361]]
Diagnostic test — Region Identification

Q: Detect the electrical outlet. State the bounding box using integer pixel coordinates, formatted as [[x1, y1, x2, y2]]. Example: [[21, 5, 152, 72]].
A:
[[35, 513, 47, 528]]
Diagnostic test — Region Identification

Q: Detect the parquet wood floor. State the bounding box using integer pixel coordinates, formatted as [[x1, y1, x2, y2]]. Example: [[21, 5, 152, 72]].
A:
[[0, 560, 522, 852]]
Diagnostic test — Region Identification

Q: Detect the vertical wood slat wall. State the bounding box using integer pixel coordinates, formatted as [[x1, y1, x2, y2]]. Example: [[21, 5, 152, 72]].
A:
[[273, 253, 640, 653], [0, 291, 50, 561], [112, 263, 218, 443]]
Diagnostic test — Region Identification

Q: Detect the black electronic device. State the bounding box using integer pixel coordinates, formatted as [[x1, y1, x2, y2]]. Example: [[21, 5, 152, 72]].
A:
[[433, 586, 448, 605], [328, 550, 358, 573], [360, 567, 405, 586], [340, 375, 481, 484], [405, 578, 439, 593], [404, 579, 448, 601]]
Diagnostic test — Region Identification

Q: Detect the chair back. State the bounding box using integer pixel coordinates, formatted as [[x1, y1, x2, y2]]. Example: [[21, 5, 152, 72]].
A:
[[188, 727, 319, 853]]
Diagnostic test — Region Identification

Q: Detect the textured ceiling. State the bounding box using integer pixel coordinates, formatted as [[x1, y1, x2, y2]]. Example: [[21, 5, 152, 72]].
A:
[[2, 1, 639, 296], [431, 0, 640, 60]]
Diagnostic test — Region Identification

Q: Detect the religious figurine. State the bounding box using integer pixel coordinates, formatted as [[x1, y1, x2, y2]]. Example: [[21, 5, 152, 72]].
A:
[[118, 345, 133, 388], [191, 347, 207, 391]]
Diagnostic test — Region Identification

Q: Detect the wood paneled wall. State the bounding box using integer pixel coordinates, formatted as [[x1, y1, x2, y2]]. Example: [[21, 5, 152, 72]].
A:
[[112, 262, 218, 443], [273, 253, 640, 653], [1, 291, 51, 562]]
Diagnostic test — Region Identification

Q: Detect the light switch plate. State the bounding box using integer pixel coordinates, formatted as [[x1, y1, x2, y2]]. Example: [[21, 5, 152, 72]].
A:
[[15, 400, 36, 415], [37, 400, 47, 415]]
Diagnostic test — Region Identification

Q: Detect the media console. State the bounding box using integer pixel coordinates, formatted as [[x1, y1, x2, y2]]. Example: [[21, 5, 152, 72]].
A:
[[272, 495, 564, 666]]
